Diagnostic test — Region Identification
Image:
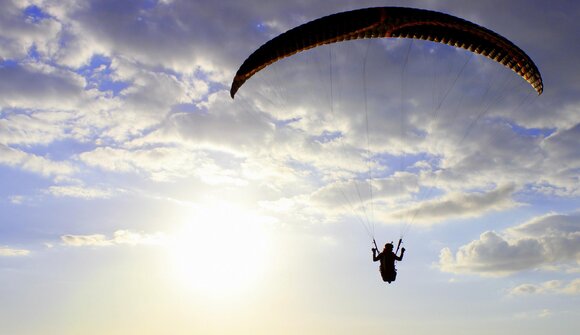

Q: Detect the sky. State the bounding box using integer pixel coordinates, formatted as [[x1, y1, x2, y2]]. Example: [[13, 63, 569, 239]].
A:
[[0, 0, 579, 334]]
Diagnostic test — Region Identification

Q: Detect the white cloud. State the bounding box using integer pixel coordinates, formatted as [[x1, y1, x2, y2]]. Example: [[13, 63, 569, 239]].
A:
[[61, 230, 164, 247], [514, 309, 553, 320], [1, 110, 74, 146], [509, 278, 580, 296], [439, 212, 580, 276], [130, 90, 275, 155], [0, 144, 76, 177], [111, 230, 164, 246], [61, 233, 112, 247], [46, 185, 117, 199], [305, 172, 418, 217], [0, 246, 30, 256], [78, 145, 247, 184], [9, 195, 24, 204], [439, 231, 545, 276]]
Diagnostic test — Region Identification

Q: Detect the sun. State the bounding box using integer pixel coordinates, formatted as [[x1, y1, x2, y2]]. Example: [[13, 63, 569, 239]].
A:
[[167, 203, 272, 298]]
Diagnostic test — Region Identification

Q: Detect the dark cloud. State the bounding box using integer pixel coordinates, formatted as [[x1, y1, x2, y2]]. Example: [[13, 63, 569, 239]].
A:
[[542, 124, 580, 171], [387, 184, 519, 224], [0, 64, 85, 109]]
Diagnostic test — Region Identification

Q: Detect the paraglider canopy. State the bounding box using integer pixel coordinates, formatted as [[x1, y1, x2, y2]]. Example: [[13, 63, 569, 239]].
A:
[[230, 7, 542, 98]]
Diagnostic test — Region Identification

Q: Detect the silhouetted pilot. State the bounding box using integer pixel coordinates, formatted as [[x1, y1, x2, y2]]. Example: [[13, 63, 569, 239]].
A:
[[372, 242, 405, 283]]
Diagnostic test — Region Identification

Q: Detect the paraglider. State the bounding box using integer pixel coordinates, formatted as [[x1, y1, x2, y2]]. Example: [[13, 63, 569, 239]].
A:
[[230, 7, 543, 284], [373, 239, 405, 283]]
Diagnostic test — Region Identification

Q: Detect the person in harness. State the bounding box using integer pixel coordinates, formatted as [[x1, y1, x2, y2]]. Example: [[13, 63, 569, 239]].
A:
[[372, 240, 405, 283]]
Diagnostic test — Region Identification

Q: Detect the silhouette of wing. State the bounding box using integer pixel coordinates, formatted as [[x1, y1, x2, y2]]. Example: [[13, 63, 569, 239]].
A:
[[231, 7, 542, 98]]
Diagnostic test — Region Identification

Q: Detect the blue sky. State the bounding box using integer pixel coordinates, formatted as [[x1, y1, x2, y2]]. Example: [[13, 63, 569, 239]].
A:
[[0, 1, 579, 334]]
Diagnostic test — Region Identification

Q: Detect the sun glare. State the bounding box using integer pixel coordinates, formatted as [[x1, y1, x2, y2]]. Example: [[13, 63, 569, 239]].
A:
[[167, 203, 272, 298]]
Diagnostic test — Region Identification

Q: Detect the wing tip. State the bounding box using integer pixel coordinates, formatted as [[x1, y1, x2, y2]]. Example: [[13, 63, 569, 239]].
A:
[[230, 82, 240, 99]]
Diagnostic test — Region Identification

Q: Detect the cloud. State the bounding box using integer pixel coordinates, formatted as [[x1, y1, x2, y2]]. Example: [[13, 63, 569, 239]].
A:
[[1, 110, 73, 146], [0, 246, 30, 256], [439, 212, 580, 276], [514, 309, 553, 320], [49, 0, 252, 77], [146, 91, 275, 154], [0, 63, 87, 110], [0, 144, 76, 177], [509, 278, 580, 296], [311, 172, 418, 207], [9, 195, 24, 204], [439, 231, 545, 276], [78, 145, 247, 185], [111, 230, 164, 245], [0, 0, 62, 60], [46, 185, 117, 199], [61, 230, 164, 247], [301, 172, 420, 223], [538, 123, 580, 196], [61, 233, 112, 247], [386, 184, 519, 224]]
